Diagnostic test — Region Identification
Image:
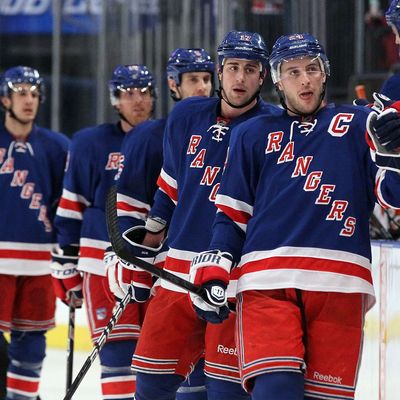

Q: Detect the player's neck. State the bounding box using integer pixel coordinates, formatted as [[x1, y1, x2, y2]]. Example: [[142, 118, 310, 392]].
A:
[[120, 119, 134, 133], [5, 114, 33, 141], [220, 98, 257, 120]]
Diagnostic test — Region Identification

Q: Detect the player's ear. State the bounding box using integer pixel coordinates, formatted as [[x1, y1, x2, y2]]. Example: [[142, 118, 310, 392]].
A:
[[0, 96, 10, 109], [217, 63, 223, 81], [167, 78, 176, 92], [168, 78, 181, 100], [259, 70, 266, 86]]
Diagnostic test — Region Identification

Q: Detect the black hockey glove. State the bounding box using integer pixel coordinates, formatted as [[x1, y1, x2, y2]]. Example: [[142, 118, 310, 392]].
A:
[[189, 250, 232, 324]]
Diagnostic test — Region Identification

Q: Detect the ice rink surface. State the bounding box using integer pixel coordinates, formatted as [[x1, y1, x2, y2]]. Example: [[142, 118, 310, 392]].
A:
[[39, 344, 376, 399], [40, 349, 101, 399]]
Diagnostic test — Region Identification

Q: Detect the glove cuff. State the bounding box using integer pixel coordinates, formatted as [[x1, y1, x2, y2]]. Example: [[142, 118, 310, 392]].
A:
[[145, 216, 167, 234], [387, 101, 400, 114], [191, 250, 232, 286], [123, 226, 164, 253]]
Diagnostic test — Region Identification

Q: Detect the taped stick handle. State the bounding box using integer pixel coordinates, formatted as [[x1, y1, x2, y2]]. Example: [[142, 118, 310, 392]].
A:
[[105, 186, 236, 312]]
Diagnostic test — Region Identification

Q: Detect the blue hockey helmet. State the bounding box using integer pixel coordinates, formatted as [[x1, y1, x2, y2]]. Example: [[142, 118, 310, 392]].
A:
[[386, 0, 400, 31], [167, 48, 215, 86], [1, 66, 45, 102], [217, 30, 269, 72], [109, 64, 156, 106], [269, 33, 330, 84]]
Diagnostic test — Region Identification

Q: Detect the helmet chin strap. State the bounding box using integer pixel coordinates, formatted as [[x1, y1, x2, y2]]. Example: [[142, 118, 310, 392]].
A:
[[169, 87, 182, 102], [275, 82, 327, 118], [117, 111, 135, 130], [217, 86, 261, 109]]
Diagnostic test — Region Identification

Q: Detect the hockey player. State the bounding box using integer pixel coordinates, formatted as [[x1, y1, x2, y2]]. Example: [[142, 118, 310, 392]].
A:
[[0, 66, 69, 400], [108, 30, 282, 400], [107, 48, 215, 400], [114, 48, 215, 235], [166, 48, 214, 101], [190, 33, 400, 399], [52, 64, 156, 399]]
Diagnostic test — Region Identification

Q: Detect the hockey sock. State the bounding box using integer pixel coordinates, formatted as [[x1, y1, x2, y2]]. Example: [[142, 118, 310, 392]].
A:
[[6, 331, 46, 400], [251, 372, 304, 400], [99, 340, 137, 400], [176, 358, 206, 400], [0, 334, 8, 400], [135, 372, 184, 400], [206, 377, 249, 400]]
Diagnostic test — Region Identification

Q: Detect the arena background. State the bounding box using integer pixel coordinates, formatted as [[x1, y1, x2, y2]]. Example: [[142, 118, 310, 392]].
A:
[[0, 0, 398, 136], [1, 1, 400, 398]]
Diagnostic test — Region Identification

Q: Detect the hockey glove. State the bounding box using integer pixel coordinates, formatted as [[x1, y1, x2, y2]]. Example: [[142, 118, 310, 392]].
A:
[[189, 250, 232, 324], [103, 246, 120, 302], [50, 245, 83, 308], [367, 104, 400, 172], [107, 226, 162, 303]]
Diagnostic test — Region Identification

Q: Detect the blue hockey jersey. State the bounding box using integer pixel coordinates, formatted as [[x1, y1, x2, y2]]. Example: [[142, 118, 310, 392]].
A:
[[208, 103, 400, 309], [54, 123, 125, 276], [380, 73, 400, 101], [0, 124, 69, 275], [149, 96, 283, 292], [116, 118, 166, 233]]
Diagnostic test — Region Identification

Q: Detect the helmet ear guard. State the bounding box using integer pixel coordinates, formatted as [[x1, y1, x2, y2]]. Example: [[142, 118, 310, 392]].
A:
[[108, 64, 156, 106], [1, 66, 45, 103]]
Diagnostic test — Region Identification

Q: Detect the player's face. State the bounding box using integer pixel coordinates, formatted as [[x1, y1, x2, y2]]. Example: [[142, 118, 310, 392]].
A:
[[2, 83, 40, 124], [220, 58, 264, 108], [117, 87, 153, 127], [277, 57, 326, 116], [177, 72, 213, 99]]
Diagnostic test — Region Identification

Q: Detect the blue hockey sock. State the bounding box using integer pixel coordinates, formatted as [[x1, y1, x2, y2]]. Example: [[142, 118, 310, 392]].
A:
[[135, 372, 184, 400], [251, 372, 304, 400], [206, 377, 250, 400], [99, 340, 137, 400], [6, 330, 46, 400]]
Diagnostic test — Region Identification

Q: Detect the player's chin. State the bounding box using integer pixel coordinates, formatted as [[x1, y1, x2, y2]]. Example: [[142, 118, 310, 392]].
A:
[[19, 115, 35, 124], [130, 114, 148, 126], [230, 94, 251, 107], [297, 98, 319, 114]]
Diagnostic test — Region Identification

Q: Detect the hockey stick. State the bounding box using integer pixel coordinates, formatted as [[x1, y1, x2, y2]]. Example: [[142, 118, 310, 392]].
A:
[[370, 212, 394, 240], [106, 186, 235, 311], [63, 288, 132, 400], [65, 303, 75, 392]]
